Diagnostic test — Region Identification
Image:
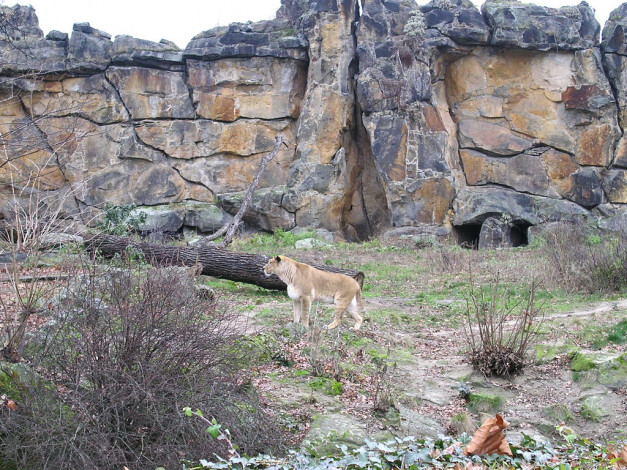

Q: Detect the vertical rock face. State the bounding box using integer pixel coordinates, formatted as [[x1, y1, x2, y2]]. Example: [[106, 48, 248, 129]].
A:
[[0, 0, 626, 241]]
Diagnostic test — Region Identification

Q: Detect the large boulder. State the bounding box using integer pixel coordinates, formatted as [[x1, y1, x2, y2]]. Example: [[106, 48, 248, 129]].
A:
[[478, 216, 514, 249], [67, 23, 113, 72], [112, 36, 184, 69], [421, 0, 490, 45], [453, 187, 591, 227], [184, 20, 308, 61], [482, 0, 600, 51]]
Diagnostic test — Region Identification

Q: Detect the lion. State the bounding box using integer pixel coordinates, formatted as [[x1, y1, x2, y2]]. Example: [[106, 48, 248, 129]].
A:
[[263, 255, 364, 330]]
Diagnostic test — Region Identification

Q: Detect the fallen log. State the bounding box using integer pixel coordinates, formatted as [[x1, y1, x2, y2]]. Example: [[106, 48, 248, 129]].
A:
[[85, 233, 365, 291]]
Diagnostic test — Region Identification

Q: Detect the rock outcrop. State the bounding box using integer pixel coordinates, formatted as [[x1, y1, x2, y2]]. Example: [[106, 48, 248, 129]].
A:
[[0, 0, 625, 244]]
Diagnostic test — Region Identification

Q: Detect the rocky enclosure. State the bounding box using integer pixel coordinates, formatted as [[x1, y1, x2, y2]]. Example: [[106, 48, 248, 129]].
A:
[[0, 0, 626, 243]]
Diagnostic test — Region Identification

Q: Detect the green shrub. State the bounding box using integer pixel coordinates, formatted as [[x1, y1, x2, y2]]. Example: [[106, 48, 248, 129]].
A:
[[309, 377, 343, 396], [96, 203, 147, 235], [0, 258, 286, 469]]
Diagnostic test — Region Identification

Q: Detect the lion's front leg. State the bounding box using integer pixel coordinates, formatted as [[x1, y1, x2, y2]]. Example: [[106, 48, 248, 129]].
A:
[[292, 299, 302, 324], [300, 296, 312, 328]]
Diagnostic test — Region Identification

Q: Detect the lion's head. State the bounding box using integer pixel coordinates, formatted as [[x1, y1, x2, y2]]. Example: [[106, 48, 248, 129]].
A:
[[263, 255, 283, 277]]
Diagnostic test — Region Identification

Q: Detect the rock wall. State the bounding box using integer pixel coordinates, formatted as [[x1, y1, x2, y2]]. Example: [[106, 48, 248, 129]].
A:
[[0, 0, 626, 243]]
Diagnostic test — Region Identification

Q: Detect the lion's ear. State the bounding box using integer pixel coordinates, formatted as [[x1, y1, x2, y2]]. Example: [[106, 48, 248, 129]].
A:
[[275, 255, 281, 262]]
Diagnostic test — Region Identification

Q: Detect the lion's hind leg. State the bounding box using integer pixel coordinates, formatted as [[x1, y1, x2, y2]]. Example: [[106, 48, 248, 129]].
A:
[[347, 295, 363, 330], [327, 296, 351, 330]]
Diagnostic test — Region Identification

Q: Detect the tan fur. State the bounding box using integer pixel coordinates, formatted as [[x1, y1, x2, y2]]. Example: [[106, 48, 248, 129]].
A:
[[263, 255, 364, 330]]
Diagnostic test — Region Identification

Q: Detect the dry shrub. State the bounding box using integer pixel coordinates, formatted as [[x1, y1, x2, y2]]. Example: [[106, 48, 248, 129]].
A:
[[0, 256, 286, 469], [541, 221, 627, 293], [426, 245, 472, 275], [463, 272, 544, 377]]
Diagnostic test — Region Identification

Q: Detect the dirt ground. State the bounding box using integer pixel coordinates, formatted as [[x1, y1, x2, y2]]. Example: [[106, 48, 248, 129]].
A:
[[232, 241, 627, 448], [2, 242, 626, 449]]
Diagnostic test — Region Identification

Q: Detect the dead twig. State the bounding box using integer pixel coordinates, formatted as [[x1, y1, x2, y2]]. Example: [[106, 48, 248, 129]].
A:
[[199, 135, 286, 247]]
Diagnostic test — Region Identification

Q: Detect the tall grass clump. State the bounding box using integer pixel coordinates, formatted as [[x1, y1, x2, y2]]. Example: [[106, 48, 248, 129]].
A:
[[463, 272, 545, 376], [0, 256, 286, 469], [542, 221, 627, 293]]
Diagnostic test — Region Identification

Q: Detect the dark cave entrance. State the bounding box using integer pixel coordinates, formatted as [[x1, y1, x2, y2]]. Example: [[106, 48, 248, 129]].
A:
[[453, 220, 531, 249]]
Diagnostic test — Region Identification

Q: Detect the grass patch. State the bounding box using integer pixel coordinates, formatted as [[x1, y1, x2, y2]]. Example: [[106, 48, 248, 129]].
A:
[[232, 228, 318, 252], [593, 319, 627, 348], [467, 392, 504, 413], [309, 377, 343, 396]]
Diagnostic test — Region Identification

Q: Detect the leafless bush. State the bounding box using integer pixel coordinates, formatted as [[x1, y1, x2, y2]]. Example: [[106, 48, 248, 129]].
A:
[[0, 257, 287, 469], [425, 245, 471, 275], [463, 272, 545, 377], [541, 222, 627, 293], [0, 160, 83, 362]]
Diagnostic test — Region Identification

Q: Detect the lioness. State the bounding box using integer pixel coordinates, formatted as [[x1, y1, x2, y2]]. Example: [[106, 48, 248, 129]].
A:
[[263, 255, 364, 330]]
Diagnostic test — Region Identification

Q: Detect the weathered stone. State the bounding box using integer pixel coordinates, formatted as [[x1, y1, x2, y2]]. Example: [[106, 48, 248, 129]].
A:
[[0, 6, 68, 73], [67, 23, 113, 72], [39, 233, 84, 249], [0, 1, 626, 241], [294, 237, 332, 249], [219, 187, 295, 232], [0, 112, 66, 190], [398, 405, 447, 438], [305, 412, 370, 451], [604, 53, 627, 127], [181, 203, 232, 233], [561, 167, 605, 208], [135, 119, 293, 159], [461, 149, 557, 197], [603, 170, 627, 204], [132, 164, 187, 206], [570, 351, 627, 390], [0, 5, 43, 40], [601, 3, 627, 55], [615, 137, 627, 169], [597, 210, 627, 233], [20, 74, 129, 124], [458, 119, 535, 156], [363, 114, 407, 182], [478, 216, 514, 249], [0, 37, 68, 73], [131, 206, 185, 233], [482, 1, 599, 51], [390, 177, 455, 226], [453, 187, 591, 227], [106, 66, 195, 119], [187, 57, 306, 120], [575, 123, 616, 167], [185, 20, 308, 61], [112, 35, 184, 68], [422, 0, 490, 45]]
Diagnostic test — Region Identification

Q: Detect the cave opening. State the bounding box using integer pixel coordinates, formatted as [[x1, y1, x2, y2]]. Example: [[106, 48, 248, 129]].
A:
[[453, 221, 531, 249], [453, 224, 481, 248], [510, 221, 530, 247]]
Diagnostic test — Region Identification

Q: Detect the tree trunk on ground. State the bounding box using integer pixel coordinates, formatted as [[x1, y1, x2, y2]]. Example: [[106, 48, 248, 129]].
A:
[[85, 234, 365, 291]]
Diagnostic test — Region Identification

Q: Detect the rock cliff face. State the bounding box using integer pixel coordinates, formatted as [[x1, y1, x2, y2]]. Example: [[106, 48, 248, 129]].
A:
[[0, 0, 625, 243]]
